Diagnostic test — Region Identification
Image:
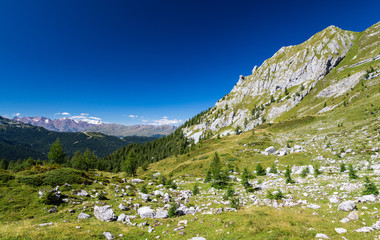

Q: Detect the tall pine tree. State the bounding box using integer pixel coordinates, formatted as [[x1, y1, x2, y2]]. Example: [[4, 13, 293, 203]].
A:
[[48, 138, 66, 164]]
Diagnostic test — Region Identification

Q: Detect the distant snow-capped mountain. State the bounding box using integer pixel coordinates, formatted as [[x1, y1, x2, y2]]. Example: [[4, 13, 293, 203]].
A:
[[12, 116, 176, 137]]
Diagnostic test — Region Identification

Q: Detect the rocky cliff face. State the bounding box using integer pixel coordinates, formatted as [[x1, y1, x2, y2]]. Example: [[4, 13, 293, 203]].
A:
[[184, 22, 380, 143]]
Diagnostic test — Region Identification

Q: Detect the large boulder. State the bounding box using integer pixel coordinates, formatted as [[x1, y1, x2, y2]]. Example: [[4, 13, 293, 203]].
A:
[[328, 195, 340, 204], [155, 209, 169, 219], [358, 195, 377, 203], [94, 205, 116, 222], [265, 146, 276, 154], [338, 201, 356, 211], [137, 206, 156, 219]]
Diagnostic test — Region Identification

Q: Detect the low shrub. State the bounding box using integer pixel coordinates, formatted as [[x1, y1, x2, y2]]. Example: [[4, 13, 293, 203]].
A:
[[0, 171, 14, 183], [17, 175, 45, 187], [43, 168, 90, 186]]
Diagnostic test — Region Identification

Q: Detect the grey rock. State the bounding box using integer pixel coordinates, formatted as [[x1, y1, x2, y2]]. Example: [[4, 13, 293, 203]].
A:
[[38, 222, 53, 227], [131, 179, 144, 184], [372, 220, 380, 230], [358, 195, 377, 202], [94, 205, 116, 222], [78, 213, 91, 219], [118, 203, 129, 211], [155, 209, 168, 219], [335, 228, 347, 234], [137, 206, 156, 219], [346, 211, 359, 221], [76, 190, 89, 197], [191, 238, 206, 240], [140, 193, 150, 202], [354, 226, 373, 233], [103, 232, 114, 240], [315, 233, 330, 239], [265, 146, 276, 154], [338, 201, 356, 211], [328, 195, 340, 204]]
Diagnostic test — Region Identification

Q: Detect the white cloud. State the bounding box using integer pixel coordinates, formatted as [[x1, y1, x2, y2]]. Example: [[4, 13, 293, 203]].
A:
[[13, 113, 21, 117], [80, 113, 89, 116], [89, 116, 101, 120], [150, 117, 183, 126], [61, 112, 70, 116], [128, 115, 138, 118]]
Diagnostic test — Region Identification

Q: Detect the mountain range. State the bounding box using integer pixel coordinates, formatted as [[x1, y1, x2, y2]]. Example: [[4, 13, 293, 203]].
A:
[[13, 116, 177, 137], [0, 116, 157, 160]]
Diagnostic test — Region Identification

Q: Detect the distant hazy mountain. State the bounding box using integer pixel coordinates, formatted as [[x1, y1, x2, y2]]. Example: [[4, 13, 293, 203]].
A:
[[13, 116, 177, 137], [0, 116, 157, 160]]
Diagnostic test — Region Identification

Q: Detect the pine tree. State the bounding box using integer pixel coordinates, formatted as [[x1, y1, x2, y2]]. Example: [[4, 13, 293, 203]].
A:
[[48, 138, 66, 164], [122, 151, 138, 176], [285, 165, 294, 184], [348, 164, 358, 180], [363, 176, 379, 195], [340, 163, 346, 172], [0, 158, 8, 170], [256, 163, 266, 176]]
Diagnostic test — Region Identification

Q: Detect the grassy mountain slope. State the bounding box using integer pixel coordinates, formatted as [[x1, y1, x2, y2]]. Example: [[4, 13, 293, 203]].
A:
[[183, 22, 380, 143]]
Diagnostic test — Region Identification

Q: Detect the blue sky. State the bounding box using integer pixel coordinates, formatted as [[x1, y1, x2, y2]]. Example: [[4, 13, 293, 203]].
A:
[[0, 0, 379, 125]]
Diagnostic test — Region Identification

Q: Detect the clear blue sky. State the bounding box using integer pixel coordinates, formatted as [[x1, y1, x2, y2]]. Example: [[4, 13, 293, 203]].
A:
[[0, 0, 379, 125]]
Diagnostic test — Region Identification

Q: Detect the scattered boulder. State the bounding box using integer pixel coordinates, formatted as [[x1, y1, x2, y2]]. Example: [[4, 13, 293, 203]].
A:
[[265, 146, 276, 154], [372, 220, 380, 230], [346, 211, 359, 221], [38, 222, 53, 227], [103, 232, 114, 240], [338, 201, 356, 211], [335, 228, 347, 234], [354, 227, 373, 233], [132, 179, 144, 184], [138, 206, 156, 219], [358, 195, 377, 203], [78, 213, 91, 219], [191, 238, 206, 240], [94, 205, 116, 222], [328, 195, 340, 204], [307, 204, 321, 210], [76, 190, 89, 197], [140, 193, 150, 202], [118, 203, 129, 211], [315, 233, 330, 239], [155, 209, 168, 219]]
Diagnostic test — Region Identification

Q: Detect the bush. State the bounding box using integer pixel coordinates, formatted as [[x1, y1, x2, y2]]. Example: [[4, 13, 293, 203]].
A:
[[285, 166, 294, 184], [340, 163, 346, 172], [43, 168, 90, 186], [168, 201, 178, 218], [363, 176, 379, 195], [314, 165, 321, 178], [223, 187, 235, 200], [230, 197, 240, 209], [348, 165, 358, 180], [267, 189, 284, 200], [256, 163, 266, 176], [301, 167, 309, 178], [39, 190, 61, 205], [97, 191, 108, 200], [17, 175, 45, 186], [192, 184, 200, 196], [0, 171, 15, 183], [140, 184, 149, 194]]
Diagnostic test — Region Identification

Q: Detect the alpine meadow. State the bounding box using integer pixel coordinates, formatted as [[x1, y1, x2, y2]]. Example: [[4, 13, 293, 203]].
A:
[[0, 1, 380, 240]]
